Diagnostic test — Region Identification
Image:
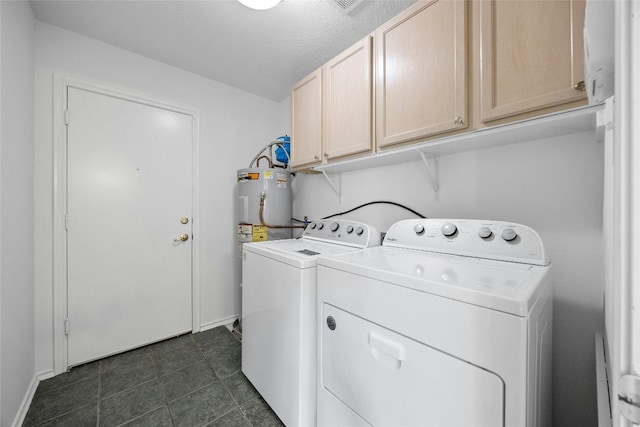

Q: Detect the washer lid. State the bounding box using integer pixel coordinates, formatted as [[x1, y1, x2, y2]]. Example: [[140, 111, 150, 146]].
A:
[[243, 238, 363, 268], [318, 246, 551, 316]]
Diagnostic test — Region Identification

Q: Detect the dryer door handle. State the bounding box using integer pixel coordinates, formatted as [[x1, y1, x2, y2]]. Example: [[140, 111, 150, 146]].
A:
[[369, 331, 406, 369]]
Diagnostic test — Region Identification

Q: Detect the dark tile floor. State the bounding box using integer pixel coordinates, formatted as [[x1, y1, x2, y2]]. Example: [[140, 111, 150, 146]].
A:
[[23, 326, 284, 427]]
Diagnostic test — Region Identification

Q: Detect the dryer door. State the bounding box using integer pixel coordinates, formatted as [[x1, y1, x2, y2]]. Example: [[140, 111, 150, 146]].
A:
[[319, 303, 505, 426]]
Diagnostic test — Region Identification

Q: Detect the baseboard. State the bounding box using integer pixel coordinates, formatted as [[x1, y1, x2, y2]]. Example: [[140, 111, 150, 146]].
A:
[[10, 316, 240, 426], [11, 370, 53, 427], [595, 332, 612, 427], [200, 314, 239, 333]]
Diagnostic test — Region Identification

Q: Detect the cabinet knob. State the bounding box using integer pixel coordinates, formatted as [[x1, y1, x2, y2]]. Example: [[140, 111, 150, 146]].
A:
[[574, 81, 586, 91], [454, 116, 464, 126], [324, 153, 329, 159], [314, 154, 320, 160]]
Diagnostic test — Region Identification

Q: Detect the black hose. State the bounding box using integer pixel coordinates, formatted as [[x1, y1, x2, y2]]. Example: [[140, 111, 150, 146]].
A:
[[321, 201, 426, 220]]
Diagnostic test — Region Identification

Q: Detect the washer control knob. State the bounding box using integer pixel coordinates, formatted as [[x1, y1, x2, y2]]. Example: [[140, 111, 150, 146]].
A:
[[355, 226, 364, 236], [330, 222, 340, 232], [346, 225, 354, 234], [414, 224, 425, 235], [309, 222, 317, 230], [317, 222, 324, 230], [502, 228, 517, 242], [441, 223, 458, 237], [478, 227, 493, 239]]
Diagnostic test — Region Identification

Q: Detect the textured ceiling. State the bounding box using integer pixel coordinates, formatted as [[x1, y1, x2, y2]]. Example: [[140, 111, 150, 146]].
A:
[[29, 0, 415, 101]]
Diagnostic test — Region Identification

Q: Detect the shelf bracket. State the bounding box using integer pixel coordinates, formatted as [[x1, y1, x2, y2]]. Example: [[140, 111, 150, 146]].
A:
[[419, 152, 439, 197], [320, 170, 342, 203]]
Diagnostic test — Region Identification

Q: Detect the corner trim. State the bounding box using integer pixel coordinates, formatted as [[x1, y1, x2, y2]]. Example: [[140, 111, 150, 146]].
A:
[[10, 370, 53, 427]]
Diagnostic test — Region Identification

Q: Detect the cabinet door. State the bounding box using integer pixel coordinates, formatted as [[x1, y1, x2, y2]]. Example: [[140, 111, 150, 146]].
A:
[[323, 36, 373, 161], [376, 0, 468, 149], [291, 69, 322, 169], [479, 0, 586, 123]]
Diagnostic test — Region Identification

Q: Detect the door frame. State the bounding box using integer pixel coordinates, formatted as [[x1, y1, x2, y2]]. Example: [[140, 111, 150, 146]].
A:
[[612, 2, 640, 425], [52, 75, 201, 374]]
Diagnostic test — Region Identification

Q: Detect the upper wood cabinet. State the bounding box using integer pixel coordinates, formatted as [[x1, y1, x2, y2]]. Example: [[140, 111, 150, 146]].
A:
[[290, 0, 588, 170], [291, 36, 374, 170], [291, 69, 322, 169], [323, 35, 374, 161], [376, 0, 468, 150], [478, 0, 587, 123]]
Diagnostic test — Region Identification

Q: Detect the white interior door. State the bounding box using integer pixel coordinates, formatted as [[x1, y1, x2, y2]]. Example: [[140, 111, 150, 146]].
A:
[[66, 86, 193, 366]]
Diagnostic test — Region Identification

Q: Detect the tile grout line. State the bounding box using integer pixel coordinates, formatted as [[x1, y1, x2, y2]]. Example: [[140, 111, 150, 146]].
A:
[[96, 360, 103, 427], [151, 343, 177, 427], [156, 352, 205, 378], [215, 370, 253, 426], [192, 333, 244, 425], [27, 328, 252, 427], [28, 370, 101, 427], [129, 334, 231, 425], [30, 402, 97, 427], [196, 331, 254, 427], [221, 339, 258, 427], [111, 405, 167, 427], [162, 333, 229, 426]]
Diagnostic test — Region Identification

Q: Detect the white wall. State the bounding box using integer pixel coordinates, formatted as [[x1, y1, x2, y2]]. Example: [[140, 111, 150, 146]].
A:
[[292, 131, 604, 427], [1, 1, 36, 426], [34, 22, 284, 374], [29, 13, 604, 427]]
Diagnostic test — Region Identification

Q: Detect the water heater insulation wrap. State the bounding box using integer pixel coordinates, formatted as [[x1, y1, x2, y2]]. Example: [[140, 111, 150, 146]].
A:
[[237, 167, 292, 254]]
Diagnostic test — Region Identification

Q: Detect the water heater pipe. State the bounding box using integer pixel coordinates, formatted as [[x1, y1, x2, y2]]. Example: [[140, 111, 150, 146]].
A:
[[259, 192, 305, 230], [249, 141, 290, 169], [255, 155, 273, 168]]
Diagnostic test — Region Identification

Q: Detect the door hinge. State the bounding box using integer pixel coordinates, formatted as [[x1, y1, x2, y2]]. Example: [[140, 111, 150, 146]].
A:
[[64, 318, 70, 335], [65, 214, 69, 230], [619, 374, 640, 423], [64, 109, 70, 125]]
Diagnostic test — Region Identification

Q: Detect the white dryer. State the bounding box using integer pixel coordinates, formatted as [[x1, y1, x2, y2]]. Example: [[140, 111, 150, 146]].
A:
[[242, 219, 380, 427], [317, 219, 552, 427]]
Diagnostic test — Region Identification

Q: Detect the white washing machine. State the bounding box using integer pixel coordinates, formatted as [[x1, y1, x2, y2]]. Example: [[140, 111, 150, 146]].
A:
[[317, 219, 552, 427], [242, 219, 380, 427]]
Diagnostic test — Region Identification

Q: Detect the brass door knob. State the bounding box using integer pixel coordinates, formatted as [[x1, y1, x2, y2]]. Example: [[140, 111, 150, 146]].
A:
[[574, 81, 586, 91], [174, 233, 189, 242]]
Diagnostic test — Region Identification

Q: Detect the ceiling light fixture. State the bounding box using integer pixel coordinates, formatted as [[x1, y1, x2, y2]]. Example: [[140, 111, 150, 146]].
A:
[[238, 0, 282, 10]]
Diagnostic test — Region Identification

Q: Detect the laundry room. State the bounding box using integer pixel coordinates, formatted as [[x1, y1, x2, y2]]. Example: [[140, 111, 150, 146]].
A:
[[1, 1, 636, 427]]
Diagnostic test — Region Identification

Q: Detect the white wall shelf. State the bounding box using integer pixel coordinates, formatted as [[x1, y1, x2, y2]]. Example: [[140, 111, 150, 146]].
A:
[[312, 103, 604, 175]]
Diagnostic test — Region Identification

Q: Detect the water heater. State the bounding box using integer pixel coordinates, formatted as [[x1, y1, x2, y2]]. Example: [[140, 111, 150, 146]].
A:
[[237, 167, 292, 255]]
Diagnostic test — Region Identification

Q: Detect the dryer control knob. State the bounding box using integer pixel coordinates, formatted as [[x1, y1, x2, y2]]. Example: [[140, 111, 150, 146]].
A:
[[309, 222, 317, 230], [414, 224, 425, 235], [326, 316, 336, 330], [355, 226, 364, 236], [502, 228, 517, 242], [478, 227, 493, 239], [330, 222, 340, 232], [317, 222, 324, 230], [346, 225, 354, 234], [442, 223, 458, 237]]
